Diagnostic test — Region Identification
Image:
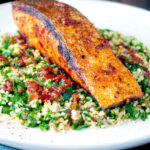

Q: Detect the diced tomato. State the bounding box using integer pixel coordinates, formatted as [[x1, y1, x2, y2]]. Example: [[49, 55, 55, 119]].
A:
[[28, 94, 39, 104], [44, 74, 55, 79], [126, 48, 143, 65], [38, 66, 55, 79], [18, 55, 29, 66], [119, 42, 129, 49], [39, 86, 51, 101], [51, 86, 64, 99], [41, 93, 51, 102], [0, 56, 6, 61], [128, 49, 138, 56], [3, 79, 13, 92], [40, 86, 65, 102], [38, 66, 52, 76], [14, 35, 25, 44], [32, 59, 37, 64], [0, 56, 9, 64], [53, 74, 66, 82], [26, 81, 40, 93], [20, 44, 28, 54], [37, 87, 43, 96], [62, 76, 73, 88], [130, 56, 143, 65]]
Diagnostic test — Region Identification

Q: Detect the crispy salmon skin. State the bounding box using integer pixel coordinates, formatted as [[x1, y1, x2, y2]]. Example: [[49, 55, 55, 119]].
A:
[[12, 0, 143, 109]]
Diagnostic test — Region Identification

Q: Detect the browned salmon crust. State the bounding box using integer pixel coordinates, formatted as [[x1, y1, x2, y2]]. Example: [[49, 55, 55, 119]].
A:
[[12, 0, 143, 109]]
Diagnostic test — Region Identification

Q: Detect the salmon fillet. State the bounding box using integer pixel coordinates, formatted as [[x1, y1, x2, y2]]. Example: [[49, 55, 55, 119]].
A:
[[12, 0, 143, 109]]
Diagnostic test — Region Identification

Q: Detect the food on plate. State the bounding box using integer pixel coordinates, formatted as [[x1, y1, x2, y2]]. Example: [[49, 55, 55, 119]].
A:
[[0, 29, 149, 131], [12, 0, 143, 109]]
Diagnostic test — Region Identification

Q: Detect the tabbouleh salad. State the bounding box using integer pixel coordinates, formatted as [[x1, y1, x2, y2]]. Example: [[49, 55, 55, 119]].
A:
[[0, 29, 150, 131]]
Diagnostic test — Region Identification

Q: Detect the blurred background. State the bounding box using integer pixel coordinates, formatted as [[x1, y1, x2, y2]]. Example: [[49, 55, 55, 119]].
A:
[[0, 0, 150, 10], [0, 0, 150, 150], [110, 0, 150, 10]]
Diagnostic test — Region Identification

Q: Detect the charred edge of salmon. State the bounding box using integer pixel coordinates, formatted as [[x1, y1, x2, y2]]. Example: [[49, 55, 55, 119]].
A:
[[13, 2, 86, 85]]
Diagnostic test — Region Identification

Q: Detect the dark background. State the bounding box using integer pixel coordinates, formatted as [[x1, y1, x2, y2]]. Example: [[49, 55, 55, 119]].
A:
[[0, 0, 150, 150]]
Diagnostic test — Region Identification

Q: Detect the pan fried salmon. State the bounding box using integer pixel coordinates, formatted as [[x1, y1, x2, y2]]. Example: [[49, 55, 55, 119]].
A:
[[12, 0, 143, 109]]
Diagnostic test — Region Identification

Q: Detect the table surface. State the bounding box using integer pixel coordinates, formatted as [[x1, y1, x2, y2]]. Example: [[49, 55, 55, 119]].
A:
[[0, 0, 150, 150]]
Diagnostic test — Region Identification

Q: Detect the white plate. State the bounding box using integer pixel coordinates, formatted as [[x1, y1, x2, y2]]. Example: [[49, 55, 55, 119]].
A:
[[0, 1, 150, 149]]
